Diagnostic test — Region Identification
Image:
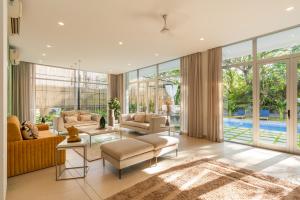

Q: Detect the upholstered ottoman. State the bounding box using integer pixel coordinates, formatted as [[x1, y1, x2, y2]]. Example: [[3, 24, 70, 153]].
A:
[[135, 135, 179, 163], [101, 138, 154, 179]]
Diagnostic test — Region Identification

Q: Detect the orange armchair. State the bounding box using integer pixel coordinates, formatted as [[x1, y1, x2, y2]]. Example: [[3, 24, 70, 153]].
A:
[[7, 115, 66, 177]]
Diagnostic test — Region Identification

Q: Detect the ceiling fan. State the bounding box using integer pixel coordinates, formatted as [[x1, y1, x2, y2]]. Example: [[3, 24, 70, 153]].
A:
[[160, 14, 170, 33]]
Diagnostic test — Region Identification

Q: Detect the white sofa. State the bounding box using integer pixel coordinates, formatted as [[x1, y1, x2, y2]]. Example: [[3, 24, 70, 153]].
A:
[[120, 113, 168, 134], [53, 110, 100, 134]]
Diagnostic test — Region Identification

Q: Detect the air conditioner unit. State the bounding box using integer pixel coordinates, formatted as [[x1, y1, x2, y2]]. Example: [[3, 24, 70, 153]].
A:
[[10, 48, 20, 65], [8, 0, 22, 35]]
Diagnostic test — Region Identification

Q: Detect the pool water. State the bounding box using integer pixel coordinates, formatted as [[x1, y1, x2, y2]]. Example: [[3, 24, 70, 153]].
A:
[[224, 118, 300, 133]]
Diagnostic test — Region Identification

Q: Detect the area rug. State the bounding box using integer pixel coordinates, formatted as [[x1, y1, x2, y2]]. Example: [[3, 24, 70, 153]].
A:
[[74, 133, 124, 162], [106, 158, 300, 200]]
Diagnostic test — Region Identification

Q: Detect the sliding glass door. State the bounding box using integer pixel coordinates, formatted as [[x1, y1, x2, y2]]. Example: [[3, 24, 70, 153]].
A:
[[222, 26, 300, 153], [258, 61, 289, 149], [293, 58, 300, 152]]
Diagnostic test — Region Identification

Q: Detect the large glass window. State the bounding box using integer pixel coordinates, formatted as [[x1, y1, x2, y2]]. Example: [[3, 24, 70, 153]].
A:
[[79, 71, 108, 114], [257, 27, 300, 59], [158, 60, 180, 129], [222, 26, 300, 152], [34, 65, 108, 124], [35, 65, 77, 123], [125, 59, 181, 131], [126, 71, 138, 113], [222, 41, 254, 144]]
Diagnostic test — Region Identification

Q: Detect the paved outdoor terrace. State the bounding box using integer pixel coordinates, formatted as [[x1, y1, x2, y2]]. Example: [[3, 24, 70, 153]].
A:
[[224, 118, 300, 147]]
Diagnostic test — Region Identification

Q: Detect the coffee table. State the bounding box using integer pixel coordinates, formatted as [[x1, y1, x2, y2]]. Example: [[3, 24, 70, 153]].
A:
[[78, 126, 121, 147]]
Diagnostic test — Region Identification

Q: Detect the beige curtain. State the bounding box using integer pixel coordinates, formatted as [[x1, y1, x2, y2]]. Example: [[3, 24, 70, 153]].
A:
[[109, 74, 124, 112], [181, 52, 205, 138], [116, 74, 124, 113], [12, 62, 35, 122], [180, 56, 188, 134], [207, 47, 223, 142]]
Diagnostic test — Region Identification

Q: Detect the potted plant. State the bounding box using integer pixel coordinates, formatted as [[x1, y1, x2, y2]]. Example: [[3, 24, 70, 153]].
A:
[[108, 98, 121, 126]]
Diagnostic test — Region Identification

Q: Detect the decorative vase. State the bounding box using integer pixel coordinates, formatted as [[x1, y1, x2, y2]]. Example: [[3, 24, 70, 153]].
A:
[[41, 116, 46, 124], [108, 109, 115, 126], [100, 116, 106, 129], [165, 116, 170, 126]]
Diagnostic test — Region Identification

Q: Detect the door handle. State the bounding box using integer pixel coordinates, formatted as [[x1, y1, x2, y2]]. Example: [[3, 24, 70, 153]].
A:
[[286, 110, 290, 119]]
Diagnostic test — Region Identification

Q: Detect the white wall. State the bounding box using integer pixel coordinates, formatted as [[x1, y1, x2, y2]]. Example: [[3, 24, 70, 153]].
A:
[[0, 0, 8, 199]]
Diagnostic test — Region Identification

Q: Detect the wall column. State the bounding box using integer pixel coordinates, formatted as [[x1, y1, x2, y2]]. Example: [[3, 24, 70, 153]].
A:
[[0, 0, 8, 199]]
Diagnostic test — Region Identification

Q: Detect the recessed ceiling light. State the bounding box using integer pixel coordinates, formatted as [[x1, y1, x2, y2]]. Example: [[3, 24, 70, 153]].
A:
[[286, 6, 294, 11], [127, 63, 131, 66], [58, 21, 64, 26], [42, 53, 46, 56], [118, 41, 123, 45], [46, 44, 52, 48], [154, 53, 159, 57], [200, 37, 205, 41]]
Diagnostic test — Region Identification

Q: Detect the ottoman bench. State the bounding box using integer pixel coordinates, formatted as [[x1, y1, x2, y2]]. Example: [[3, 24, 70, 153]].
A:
[[135, 134, 179, 163], [101, 138, 154, 179], [101, 135, 179, 179]]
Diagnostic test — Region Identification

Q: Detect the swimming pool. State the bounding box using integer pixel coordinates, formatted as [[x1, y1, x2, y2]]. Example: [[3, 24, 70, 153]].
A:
[[224, 118, 300, 133]]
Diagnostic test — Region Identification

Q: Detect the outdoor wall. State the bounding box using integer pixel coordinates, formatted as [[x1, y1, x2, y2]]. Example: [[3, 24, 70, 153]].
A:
[[0, 0, 8, 199]]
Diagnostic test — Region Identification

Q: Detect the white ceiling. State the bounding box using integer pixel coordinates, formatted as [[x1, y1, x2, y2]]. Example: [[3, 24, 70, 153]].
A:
[[9, 0, 300, 74]]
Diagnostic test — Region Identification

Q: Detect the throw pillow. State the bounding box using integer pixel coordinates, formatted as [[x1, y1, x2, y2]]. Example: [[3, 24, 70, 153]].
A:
[[80, 114, 92, 121], [91, 114, 100, 122], [21, 129, 34, 140], [21, 121, 39, 139], [65, 115, 78, 123], [134, 114, 146, 123], [62, 111, 77, 122]]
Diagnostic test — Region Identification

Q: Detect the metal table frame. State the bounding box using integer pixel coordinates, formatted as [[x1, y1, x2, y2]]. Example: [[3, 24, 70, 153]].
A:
[[55, 143, 88, 181]]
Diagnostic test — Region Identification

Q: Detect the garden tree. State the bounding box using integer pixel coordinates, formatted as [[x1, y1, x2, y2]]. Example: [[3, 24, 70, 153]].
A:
[[260, 62, 286, 120], [223, 65, 252, 116]]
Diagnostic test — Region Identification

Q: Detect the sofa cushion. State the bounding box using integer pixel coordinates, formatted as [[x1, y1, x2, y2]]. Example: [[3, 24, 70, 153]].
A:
[[134, 113, 146, 123], [122, 121, 150, 130], [135, 135, 179, 150], [64, 120, 98, 128], [78, 110, 90, 115], [38, 130, 56, 138], [79, 114, 92, 121], [101, 138, 154, 160], [145, 114, 153, 123], [65, 116, 78, 123], [61, 111, 77, 122]]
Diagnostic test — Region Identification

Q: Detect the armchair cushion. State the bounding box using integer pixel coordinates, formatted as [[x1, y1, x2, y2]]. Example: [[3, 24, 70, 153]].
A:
[[36, 124, 49, 131], [7, 115, 23, 142]]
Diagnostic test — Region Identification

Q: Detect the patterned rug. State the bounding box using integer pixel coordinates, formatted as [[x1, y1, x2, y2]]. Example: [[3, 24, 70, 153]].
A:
[[74, 133, 123, 162], [106, 158, 300, 200]]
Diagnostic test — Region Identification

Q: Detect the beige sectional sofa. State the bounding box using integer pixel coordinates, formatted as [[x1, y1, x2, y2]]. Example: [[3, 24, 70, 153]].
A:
[[53, 110, 100, 134], [120, 113, 168, 134]]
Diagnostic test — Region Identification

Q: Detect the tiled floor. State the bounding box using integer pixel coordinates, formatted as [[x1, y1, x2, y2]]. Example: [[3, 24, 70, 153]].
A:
[[7, 131, 300, 200]]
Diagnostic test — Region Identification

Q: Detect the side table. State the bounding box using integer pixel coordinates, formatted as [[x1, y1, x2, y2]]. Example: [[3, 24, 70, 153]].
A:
[[55, 137, 88, 181], [160, 124, 176, 136]]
